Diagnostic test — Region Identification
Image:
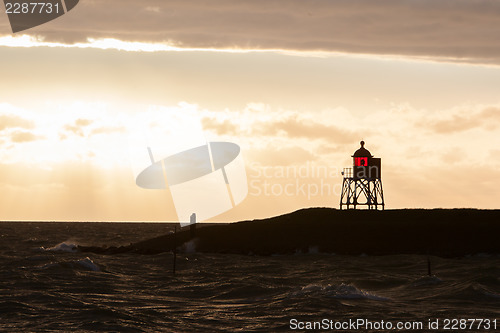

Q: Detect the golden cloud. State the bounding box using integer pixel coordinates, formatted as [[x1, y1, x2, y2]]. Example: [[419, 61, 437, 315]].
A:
[[10, 130, 42, 143], [428, 107, 500, 134], [0, 114, 34, 131]]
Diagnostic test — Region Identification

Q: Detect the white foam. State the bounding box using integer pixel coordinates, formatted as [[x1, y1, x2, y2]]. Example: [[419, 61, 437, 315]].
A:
[[331, 283, 389, 301], [75, 257, 101, 272], [37, 257, 101, 272], [43, 242, 77, 253], [291, 283, 389, 301]]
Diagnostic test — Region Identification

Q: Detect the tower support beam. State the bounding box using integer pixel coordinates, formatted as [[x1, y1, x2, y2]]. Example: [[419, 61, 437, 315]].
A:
[[340, 175, 384, 210]]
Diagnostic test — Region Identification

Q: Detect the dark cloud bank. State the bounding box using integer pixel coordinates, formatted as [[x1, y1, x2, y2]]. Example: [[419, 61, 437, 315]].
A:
[[2, 0, 500, 64]]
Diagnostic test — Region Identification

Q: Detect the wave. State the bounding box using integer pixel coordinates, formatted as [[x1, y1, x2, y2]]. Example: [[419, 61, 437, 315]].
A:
[[42, 241, 78, 253], [38, 257, 101, 272], [471, 284, 500, 300], [290, 283, 389, 301], [410, 275, 443, 287], [75, 257, 101, 272]]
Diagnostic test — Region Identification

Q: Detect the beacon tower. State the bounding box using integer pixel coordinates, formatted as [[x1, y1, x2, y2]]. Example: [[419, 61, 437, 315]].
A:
[[340, 141, 385, 210]]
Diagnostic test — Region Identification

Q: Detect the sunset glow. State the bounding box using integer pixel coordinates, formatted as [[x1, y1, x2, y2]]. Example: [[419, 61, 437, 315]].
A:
[[1, 0, 500, 222]]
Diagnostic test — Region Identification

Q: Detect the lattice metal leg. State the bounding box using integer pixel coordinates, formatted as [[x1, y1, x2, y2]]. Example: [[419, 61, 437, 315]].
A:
[[340, 177, 385, 210]]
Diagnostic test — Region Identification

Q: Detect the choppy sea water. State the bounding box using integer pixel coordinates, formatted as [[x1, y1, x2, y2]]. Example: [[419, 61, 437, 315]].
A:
[[0, 222, 498, 332]]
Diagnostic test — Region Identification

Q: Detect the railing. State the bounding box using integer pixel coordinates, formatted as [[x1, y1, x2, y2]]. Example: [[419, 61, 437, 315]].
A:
[[341, 168, 352, 178]]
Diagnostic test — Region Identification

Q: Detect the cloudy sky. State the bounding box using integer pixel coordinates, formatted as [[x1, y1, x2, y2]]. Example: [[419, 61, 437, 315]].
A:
[[1, 0, 499, 222]]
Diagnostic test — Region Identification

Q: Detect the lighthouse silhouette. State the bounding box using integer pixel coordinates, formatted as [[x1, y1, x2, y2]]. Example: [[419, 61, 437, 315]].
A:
[[340, 141, 385, 210]]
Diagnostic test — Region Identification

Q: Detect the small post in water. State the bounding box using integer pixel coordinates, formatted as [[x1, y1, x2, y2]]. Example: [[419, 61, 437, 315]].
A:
[[427, 256, 432, 276]]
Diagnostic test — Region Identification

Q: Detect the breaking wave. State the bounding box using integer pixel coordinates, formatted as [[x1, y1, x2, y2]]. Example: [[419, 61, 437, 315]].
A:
[[75, 257, 101, 271], [39, 257, 101, 272], [42, 241, 78, 253], [290, 283, 389, 301]]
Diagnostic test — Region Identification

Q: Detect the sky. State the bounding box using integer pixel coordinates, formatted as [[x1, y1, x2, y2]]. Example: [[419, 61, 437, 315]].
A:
[[1, 0, 500, 222]]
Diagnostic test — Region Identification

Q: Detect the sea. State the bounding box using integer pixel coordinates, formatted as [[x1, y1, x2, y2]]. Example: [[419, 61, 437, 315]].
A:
[[0, 222, 498, 332]]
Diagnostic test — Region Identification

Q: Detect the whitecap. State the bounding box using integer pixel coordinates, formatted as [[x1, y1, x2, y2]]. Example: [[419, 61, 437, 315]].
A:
[[43, 242, 77, 253], [330, 283, 389, 301], [37, 257, 101, 272], [75, 257, 101, 272], [290, 283, 389, 301]]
